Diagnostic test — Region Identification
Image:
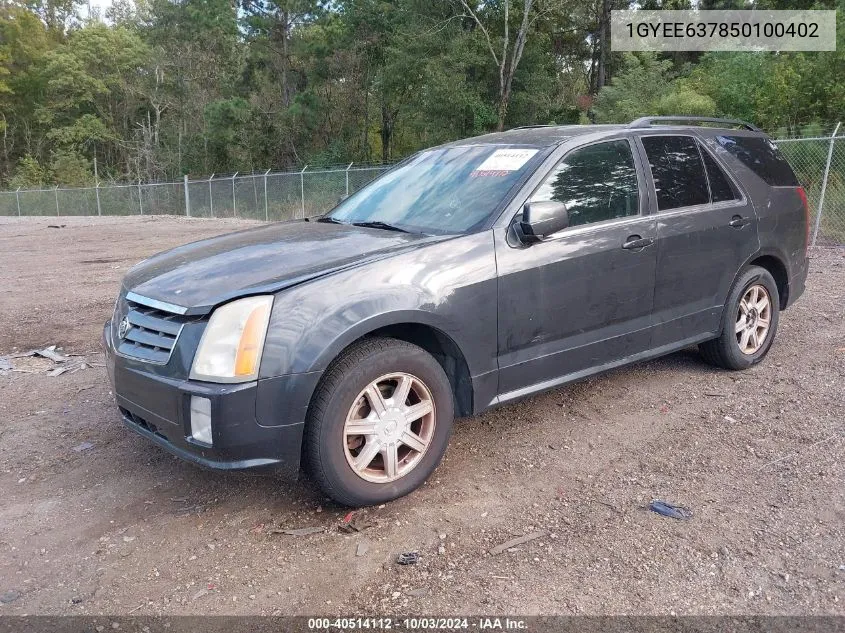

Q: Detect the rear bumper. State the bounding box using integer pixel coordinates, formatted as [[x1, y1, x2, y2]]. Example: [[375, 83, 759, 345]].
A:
[[104, 323, 320, 479], [785, 256, 810, 308]]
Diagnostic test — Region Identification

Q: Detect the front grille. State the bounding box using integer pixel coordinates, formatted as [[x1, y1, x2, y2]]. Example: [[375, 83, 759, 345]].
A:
[[116, 298, 192, 364]]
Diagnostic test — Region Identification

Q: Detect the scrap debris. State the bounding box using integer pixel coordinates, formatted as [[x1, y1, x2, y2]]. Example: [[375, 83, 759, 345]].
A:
[[489, 530, 548, 556], [338, 514, 375, 534], [0, 345, 100, 377], [649, 500, 693, 520], [270, 527, 325, 537]]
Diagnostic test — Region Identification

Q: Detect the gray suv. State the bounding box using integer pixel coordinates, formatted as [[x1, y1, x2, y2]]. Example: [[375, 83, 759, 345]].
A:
[[104, 116, 810, 506]]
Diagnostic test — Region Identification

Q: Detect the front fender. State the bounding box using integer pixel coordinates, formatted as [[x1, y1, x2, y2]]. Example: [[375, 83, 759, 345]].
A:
[[258, 231, 498, 382]]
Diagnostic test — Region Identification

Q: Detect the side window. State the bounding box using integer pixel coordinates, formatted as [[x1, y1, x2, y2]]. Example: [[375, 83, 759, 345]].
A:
[[699, 144, 738, 203], [530, 140, 639, 228], [641, 135, 710, 210], [715, 135, 799, 186]]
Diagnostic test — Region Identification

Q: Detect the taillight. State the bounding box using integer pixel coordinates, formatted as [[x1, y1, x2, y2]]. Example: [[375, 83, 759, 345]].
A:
[[796, 186, 809, 252]]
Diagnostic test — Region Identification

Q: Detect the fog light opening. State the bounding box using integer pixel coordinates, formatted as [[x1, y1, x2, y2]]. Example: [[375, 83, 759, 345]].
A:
[[190, 396, 213, 446]]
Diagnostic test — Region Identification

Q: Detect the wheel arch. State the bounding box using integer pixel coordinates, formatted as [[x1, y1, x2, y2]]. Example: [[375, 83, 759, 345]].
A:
[[312, 316, 476, 418], [364, 323, 474, 417], [746, 252, 789, 309]]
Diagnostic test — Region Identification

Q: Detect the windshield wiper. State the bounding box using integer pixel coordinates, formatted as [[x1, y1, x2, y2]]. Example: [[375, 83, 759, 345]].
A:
[[315, 216, 347, 224], [351, 221, 409, 233]]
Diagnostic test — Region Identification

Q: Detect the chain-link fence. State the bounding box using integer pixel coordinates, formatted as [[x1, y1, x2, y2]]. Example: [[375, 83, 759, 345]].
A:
[[1, 131, 843, 246], [776, 126, 844, 246], [0, 164, 391, 223]]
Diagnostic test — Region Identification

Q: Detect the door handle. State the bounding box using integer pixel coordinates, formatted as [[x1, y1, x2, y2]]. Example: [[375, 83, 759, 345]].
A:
[[622, 235, 654, 250], [729, 215, 751, 228]]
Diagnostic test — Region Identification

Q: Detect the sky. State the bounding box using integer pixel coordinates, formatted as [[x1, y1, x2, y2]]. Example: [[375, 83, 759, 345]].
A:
[[85, 0, 114, 19]]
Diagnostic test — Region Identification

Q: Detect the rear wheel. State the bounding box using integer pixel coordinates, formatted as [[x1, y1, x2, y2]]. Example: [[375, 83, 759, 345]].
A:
[[304, 337, 454, 506], [699, 266, 780, 370]]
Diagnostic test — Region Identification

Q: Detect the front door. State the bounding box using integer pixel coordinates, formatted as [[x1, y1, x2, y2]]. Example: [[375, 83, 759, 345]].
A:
[[495, 138, 658, 400], [636, 134, 760, 347]]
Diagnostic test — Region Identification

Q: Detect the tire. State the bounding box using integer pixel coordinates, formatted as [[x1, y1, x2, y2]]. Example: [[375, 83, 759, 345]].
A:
[[304, 337, 454, 507], [699, 265, 780, 370]]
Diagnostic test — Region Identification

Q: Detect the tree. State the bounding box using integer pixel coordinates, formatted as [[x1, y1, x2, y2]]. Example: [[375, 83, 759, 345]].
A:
[[0, 5, 56, 180], [592, 53, 673, 122], [241, 0, 323, 108], [23, 0, 78, 32], [455, 0, 549, 130], [0, 0, 842, 188], [145, 0, 242, 175], [592, 52, 715, 122], [38, 24, 151, 179], [50, 149, 92, 186], [9, 154, 49, 188]]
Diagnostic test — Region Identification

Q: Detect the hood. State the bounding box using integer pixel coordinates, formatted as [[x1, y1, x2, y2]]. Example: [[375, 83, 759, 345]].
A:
[[123, 220, 441, 315]]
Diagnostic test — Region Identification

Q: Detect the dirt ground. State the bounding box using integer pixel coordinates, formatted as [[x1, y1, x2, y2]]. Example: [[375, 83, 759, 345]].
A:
[[0, 216, 843, 616]]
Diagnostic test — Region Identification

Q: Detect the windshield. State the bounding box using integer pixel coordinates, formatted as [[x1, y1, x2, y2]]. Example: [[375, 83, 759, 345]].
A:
[[326, 145, 542, 234]]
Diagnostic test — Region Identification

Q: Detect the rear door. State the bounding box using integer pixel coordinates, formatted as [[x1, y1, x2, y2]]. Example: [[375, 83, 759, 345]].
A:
[[494, 137, 658, 399], [636, 133, 760, 347]]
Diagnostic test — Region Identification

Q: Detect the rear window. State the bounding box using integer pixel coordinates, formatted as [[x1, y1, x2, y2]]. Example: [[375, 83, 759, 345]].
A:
[[715, 135, 799, 186]]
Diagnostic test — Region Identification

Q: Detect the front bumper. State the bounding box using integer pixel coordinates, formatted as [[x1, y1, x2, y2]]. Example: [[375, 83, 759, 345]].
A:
[[104, 323, 320, 479]]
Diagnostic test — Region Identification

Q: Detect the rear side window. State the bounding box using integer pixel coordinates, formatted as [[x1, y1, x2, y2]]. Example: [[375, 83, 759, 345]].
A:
[[715, 135, 799, 186], [530, 139, 639, 227], [699, 146, 738, 202], [641, 135, 709, 210]]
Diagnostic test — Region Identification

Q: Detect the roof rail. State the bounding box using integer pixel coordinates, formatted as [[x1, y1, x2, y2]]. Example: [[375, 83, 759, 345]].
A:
[[628, 116, 761, 132], [510, 124, 555, 130]]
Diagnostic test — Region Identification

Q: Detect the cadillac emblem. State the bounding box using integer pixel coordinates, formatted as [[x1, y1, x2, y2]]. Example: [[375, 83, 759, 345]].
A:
[[118, 316, 132, 340]]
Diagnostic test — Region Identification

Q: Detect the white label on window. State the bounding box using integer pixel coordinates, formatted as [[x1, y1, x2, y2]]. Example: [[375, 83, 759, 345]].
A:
[[472, 149, 538, 176]]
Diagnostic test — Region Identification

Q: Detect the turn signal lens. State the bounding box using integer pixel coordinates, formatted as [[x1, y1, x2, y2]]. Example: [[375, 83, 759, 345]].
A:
[[234, 303, 270, 377]]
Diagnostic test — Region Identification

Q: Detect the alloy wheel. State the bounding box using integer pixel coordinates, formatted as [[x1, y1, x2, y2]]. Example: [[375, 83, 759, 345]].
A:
[[735, 284, 772, 355], [343, 372, 436, 483]]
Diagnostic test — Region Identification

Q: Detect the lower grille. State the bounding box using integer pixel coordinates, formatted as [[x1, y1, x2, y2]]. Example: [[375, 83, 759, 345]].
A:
[[120, 407, 167, 440], [116, 298, 191, 364]]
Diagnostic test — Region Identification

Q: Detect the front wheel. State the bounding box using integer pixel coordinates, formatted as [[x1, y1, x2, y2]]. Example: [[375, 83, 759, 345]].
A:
[[304, 337, 454, 506], [699, 266, 780, 370]]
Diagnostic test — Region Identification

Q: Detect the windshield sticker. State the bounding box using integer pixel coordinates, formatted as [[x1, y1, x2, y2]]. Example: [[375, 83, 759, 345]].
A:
[[471, 149, 538, 177]]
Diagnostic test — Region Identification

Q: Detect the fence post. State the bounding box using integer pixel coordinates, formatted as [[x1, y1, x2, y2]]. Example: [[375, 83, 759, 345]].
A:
[[812, 121, 841, 247], [184, 174, 191, 217], [345, 162, 353, 197], [208, 174, 215, 218], [138, 180, 143, 215], [55, 185, 60, 216], [300, 165, 308, 219], [264, 169, 271, 222], [93, 157, 100, 216], [232, 172, 238, 218], [15, 187, 21, 216]]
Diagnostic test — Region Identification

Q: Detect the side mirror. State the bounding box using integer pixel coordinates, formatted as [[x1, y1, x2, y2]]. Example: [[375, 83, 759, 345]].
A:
[[516, 200, 569, 243]]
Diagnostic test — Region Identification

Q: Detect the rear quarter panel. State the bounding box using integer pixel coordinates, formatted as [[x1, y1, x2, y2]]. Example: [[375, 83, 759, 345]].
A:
[[701, 134, 808, 297]]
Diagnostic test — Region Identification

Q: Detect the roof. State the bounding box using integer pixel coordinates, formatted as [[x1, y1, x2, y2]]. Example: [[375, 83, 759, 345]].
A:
[[445, 124, 625, 148], [442, 117, 764, 149]]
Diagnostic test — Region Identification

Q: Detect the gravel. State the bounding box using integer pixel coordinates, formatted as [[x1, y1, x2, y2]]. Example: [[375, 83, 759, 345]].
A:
[[0, 216, 842, 615]]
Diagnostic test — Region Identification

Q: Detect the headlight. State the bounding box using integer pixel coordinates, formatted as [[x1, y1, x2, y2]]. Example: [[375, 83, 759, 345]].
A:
[[190, 295, 273, 382]]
